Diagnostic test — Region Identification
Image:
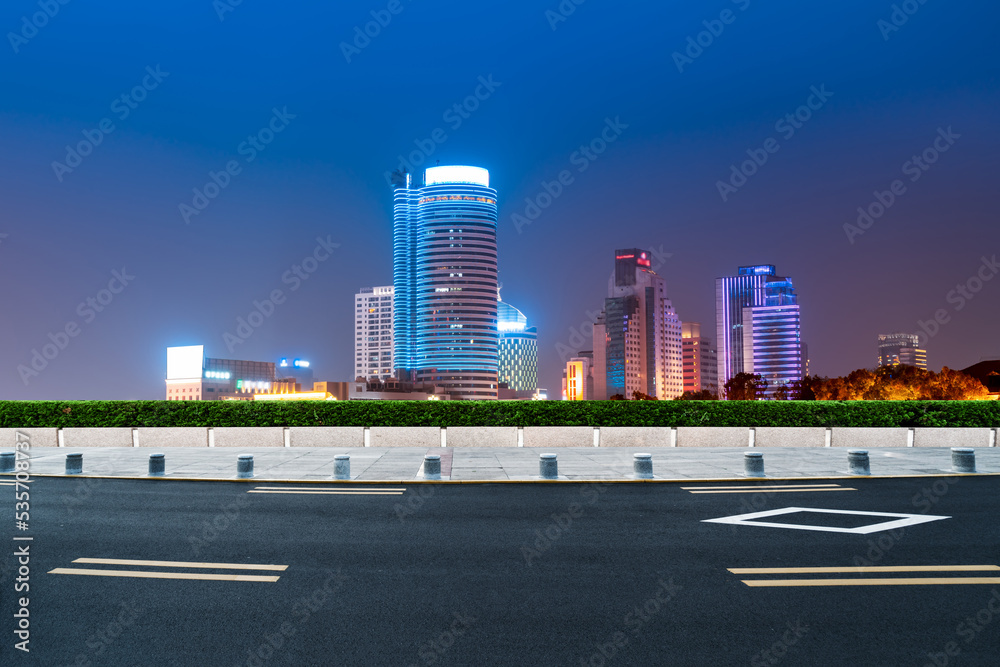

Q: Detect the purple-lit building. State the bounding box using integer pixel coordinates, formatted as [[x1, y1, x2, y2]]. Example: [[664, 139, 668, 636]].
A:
[[716, 265, 803, 399]]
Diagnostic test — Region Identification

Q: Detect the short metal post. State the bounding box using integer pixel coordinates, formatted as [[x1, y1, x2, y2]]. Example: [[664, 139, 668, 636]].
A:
[[0, 451, 14, 473], [951, 448, 976, 473], [633, 453, 653, 479], [540, 453, 558, 479], [847, 449, 870, 476], [744, 451, 764, 478], [237, 454, 254, 479], [334, 454, 351, 480], [423, 454, 441, 480], [148, 453, 165, 477], [66, 452, 83, 475]]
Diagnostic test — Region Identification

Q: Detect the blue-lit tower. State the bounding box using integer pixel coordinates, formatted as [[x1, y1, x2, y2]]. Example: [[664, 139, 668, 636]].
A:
[[392, 166, 500, 399], [716, 265, 803, 399]]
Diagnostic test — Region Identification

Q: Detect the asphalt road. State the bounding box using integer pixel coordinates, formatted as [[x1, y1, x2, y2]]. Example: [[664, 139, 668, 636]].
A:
[[2, 476, 999, 666]]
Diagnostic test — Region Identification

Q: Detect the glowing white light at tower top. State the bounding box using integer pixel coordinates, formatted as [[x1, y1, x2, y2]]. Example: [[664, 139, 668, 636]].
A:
[[425, 166, 490, 187]]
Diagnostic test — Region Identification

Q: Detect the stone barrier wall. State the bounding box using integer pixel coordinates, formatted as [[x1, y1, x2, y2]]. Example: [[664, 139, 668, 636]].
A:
[[2, 426, 996, 448]]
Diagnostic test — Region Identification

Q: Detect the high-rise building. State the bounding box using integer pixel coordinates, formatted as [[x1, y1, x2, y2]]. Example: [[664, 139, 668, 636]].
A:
[[355, 286, 395, 380], [590, 249, 684, 400], [392, 165, 500, 399], [877, 333, 927, 370], [498, 299, 538, 393], [681, 322, 719, 396], [716, 265, 803, 399]]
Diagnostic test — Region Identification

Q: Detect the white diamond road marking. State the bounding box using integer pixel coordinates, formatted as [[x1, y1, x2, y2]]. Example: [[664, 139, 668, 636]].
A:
[[702, 507, 950, 534]]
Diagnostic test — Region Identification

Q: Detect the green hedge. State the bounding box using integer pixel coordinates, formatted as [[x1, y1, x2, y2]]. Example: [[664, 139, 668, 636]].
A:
[[0, 400, 997, 428]]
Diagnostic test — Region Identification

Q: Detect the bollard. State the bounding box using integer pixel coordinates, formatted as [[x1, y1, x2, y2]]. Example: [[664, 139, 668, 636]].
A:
[[633, 453, 653, 479], [951, 448, 976, 473], [847, 449, 870, 476], [744, 451, 764, 478], [0, 451, 15, 474], [540, 453, 558, 479], [423, 454, 441, 480], [334, 454, 351, 480], [237, 454, 254, 479], [148, 453, 165, 477], [66, 452, 83, 475]]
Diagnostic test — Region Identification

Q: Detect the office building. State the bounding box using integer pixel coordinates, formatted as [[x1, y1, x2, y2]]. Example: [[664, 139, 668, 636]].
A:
[[716, 265, 803, 399], [355, 286, 395, 380], [165, 345, 292, 400], [590, 249, 684, 400], [682, 322, 719, 396], [562, 352, 593, 401], [498, 298, 538, 393], [877, 333, 927, 370], [392, 165, 500, 399]]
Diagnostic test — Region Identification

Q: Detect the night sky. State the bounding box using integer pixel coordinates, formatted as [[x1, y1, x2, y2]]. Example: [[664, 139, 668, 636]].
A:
[[2, 0, 998, 399]]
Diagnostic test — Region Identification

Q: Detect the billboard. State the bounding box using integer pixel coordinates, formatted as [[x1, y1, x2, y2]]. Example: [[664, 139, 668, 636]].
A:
[[167, 345, 204, 380]]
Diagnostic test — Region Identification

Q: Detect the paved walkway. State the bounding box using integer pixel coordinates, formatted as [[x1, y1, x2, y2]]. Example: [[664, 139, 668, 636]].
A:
[[6, 447, 999, 482]]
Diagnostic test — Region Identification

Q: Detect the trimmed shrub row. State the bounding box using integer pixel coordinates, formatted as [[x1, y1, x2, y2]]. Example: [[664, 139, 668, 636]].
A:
[[0, 400, 997, 428]]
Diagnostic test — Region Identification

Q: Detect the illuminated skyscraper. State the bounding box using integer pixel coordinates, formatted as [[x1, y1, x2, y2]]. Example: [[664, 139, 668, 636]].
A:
[[716, 265, 803, 399], [392, 165, 500, 399], [498, 299, 538, 393], [590, 249, 684, 400], [877, 333, 927, 370]]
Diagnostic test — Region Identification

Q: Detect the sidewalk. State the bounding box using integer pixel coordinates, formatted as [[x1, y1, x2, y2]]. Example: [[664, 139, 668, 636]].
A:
[[7, 446, 999, 482]]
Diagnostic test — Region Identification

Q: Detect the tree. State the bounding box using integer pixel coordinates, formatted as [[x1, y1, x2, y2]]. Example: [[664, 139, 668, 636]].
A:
[[631, 391, 658, 401], [676, 390, 718, 400], [724, 373, 768, 401]]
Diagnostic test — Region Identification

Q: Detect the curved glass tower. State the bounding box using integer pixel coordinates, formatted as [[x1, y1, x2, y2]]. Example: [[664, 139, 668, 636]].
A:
[[393, 166, 499, 399]]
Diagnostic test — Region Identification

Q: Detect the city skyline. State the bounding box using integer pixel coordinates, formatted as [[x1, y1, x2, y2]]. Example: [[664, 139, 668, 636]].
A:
[[3, 1, 998, 399]]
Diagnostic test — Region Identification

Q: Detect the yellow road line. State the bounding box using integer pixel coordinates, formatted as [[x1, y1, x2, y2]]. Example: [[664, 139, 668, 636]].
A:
[[681, 484, 842, 490], [73, 558, 287, 571], [731, 565, 1000, 574], [742, 577, 1000, 587], [248, 490, 404, 495], [688, 488, 856, 494], [50, 568, 280, 582], [253, 486, 407, 491]]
